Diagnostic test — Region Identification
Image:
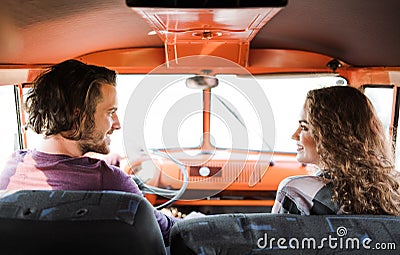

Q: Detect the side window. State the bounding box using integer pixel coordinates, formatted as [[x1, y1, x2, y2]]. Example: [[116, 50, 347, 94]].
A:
[[363, 86, 393, 139], [22, 87, 42, 149], [363, 86, 400, 170], [0, 85, 20, 169]]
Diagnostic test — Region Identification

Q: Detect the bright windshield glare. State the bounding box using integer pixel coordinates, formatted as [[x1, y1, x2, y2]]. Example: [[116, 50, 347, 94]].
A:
[[108, 74, 347, 155]]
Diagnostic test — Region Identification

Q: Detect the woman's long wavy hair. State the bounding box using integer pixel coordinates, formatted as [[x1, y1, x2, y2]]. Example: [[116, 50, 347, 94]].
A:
[[25, 59, 116, 140], [306, 86, 400, 215]]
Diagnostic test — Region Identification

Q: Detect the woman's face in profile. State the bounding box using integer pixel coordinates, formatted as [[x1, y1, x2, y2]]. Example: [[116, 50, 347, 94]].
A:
[[291, 107, 320, 166]]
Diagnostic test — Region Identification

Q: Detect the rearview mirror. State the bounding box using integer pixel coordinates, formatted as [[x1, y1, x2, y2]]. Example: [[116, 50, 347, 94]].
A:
[[186, 75, 219, 90]]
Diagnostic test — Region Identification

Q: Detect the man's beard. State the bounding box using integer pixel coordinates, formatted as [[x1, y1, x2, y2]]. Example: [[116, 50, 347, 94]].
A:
[[78, 129, 110, 155]]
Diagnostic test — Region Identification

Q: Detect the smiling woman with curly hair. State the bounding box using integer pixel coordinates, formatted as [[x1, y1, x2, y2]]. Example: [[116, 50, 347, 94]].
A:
[[272, 86, 400, 215]]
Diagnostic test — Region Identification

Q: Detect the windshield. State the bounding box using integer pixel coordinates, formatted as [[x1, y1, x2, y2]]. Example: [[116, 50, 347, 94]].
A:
[[111, 74, 347, 156]]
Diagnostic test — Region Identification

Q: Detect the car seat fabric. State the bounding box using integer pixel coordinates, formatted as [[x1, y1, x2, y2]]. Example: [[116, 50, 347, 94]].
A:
[[0, 190, 166, 255], [170, 213, 400, 255]]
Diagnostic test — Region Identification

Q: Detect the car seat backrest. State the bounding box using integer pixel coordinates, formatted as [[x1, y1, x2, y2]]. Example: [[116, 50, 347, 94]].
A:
[[170, 213, 400, 255], [0, 190, 166, 255]]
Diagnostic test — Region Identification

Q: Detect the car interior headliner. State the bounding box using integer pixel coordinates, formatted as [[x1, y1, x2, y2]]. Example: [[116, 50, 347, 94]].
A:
[[0, 0, 398, 68]]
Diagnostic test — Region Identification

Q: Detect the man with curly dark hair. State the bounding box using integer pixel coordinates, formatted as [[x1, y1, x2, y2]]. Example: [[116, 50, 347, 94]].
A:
[[272, 86, 400, 215], [0, 59, 177, 244]]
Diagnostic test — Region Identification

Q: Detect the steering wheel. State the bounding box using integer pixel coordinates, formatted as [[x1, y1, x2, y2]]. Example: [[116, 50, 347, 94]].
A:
[[129, 150, 189, 210]]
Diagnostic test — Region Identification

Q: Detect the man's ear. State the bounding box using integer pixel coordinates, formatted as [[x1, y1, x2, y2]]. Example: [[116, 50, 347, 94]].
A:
[[74, 108, 80, 116]]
